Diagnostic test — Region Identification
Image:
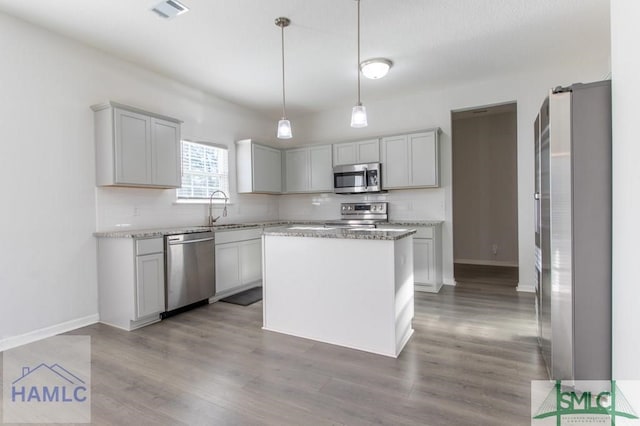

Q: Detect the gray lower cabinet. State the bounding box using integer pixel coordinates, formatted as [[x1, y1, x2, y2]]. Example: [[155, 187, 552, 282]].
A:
[[92, 101, 182, 188], [135, 252, 165, 318], [214, 228, 263, 297], [385, 224, 443, 292], [97, 237, 165, 330]]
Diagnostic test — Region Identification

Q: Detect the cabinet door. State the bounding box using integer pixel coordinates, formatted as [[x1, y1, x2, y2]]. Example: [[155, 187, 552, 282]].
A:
[[215, 243, 241, 293], [151, 118, 181, 188], [285, 148, 309, 192], [333, 143, 357, 166], [240, 239, 262, 284], [356, 139, 380, 163], [380, 135, 409, 188], [409, 131, 438, 187], [309, 145, 333, 192], [414, 238, 435, 284], [135, 253, 165, 319], [252, 144, 282, 193], [114, 108, 151, 185]]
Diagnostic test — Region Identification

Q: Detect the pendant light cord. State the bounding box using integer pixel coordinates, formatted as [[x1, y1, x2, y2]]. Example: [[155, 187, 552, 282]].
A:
[[356, 0, 361, 105], [281, 22, 287, 118]]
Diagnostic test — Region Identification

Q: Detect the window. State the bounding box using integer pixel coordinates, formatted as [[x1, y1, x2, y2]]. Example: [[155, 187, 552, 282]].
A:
[[177, 140, 229, 200]]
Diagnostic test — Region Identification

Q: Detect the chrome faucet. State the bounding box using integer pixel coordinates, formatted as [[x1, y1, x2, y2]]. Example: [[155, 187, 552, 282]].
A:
[[208, 190, 228, 226]]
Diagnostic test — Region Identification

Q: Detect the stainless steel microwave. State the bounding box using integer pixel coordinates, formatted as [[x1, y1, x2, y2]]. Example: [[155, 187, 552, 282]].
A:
[[333, 163, 383, 194]]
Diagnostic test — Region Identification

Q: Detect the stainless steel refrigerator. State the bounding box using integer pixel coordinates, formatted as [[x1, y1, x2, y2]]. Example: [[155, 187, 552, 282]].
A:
[[534, 80, 612, 380]]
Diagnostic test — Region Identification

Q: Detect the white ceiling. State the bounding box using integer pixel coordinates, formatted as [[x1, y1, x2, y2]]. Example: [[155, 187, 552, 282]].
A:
[[0, 0, 610, 119]]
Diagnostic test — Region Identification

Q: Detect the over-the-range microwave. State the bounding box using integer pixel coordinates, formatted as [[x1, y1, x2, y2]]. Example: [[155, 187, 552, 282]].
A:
[[333, 163, 383, 194]]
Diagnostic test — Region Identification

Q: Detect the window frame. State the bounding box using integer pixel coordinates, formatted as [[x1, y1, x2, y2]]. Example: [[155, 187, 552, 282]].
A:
[[176, 140, 230, 203]]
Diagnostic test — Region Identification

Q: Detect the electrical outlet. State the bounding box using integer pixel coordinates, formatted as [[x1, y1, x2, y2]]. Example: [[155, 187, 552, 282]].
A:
[[492, 244, 498, 255]]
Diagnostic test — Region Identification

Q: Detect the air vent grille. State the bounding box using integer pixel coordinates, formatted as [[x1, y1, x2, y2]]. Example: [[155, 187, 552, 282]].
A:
[[151, 0, 189, 19]]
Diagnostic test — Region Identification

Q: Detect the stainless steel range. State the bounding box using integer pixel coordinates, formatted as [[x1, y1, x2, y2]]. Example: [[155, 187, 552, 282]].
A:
[[325, 202, 388, 228]]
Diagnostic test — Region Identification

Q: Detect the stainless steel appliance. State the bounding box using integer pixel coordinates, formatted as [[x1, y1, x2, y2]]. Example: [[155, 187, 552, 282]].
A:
[[333, 163, 383, 194], [164, 231, 215, 316], [325, 202, 388, 228], [534, 80, 611, 380]]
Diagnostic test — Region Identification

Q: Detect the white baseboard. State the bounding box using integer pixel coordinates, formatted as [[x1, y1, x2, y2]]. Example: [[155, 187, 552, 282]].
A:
[[0, 314, 99, 353], [210, 280, 262, 303], [516, 283, 535, 293], [454, 259, 519, 267], [443, 277, 456, 286]]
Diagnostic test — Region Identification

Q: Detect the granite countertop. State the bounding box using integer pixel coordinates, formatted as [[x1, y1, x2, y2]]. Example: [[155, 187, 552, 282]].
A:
[[387, 220, 444, 226], [263, 226, 417, 241], [93, 220, 325, 238], [93, 219, 441, 239]]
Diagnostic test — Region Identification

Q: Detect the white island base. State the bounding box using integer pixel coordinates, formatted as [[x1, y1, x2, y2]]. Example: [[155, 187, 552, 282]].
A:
[[262, 232, 414, 358]]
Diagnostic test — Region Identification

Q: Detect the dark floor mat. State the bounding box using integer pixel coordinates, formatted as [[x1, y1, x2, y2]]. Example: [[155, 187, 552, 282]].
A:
[[220, 286, 263, 306]]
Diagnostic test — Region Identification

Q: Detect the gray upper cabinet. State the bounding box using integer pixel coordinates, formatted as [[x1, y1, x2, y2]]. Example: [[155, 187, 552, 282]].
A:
[[381, 129, 440, 189], [236, 139, 282, 194], [284, 145, 333, 193], [309, 145, 333, 191], [332, 139, 380, 166], [92, 102, 182, 188]]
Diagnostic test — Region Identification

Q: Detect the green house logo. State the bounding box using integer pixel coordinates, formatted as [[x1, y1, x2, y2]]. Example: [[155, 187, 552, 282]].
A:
[[533, 380, 638, 425]]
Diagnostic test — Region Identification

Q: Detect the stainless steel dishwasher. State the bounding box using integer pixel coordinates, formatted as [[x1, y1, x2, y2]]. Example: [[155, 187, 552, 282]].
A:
[[163, 231, 215, 317]]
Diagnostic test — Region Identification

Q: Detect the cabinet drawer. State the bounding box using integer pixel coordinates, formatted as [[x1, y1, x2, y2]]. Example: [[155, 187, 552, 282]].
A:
[[413, 227, 434, 239], [215, 227, 263, 245], [136, 238, 164, 255]]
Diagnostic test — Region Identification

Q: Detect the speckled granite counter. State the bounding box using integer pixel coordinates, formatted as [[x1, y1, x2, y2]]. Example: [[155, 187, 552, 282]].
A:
[[387, 220, 443, 227], [263, 226, 416, 241], [93, 219, 441, 238], [93, 221, 321, 238]]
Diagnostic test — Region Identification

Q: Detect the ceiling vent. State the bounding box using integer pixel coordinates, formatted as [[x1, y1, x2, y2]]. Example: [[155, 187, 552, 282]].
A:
[[151, 0, 189, 19]]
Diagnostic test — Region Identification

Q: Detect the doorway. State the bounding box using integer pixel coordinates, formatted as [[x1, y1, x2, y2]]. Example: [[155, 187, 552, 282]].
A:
[[452, 103, 519, 287]]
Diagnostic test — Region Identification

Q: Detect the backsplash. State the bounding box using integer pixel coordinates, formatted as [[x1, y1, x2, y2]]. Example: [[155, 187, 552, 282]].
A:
[[277, 188, 446, 222], [96, 187, 445, 231], [95, 187, 279, 231]]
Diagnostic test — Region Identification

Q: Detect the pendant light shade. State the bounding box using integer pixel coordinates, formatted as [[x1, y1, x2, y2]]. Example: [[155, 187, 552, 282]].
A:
[[351, 0, 368, 128], [351, 104, 368, 128], [275, 17, 292, 139], [277, 119, 292, 139]]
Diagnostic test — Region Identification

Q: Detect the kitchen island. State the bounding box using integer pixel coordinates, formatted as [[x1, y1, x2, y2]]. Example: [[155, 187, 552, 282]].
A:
[[262, 226, 416, 358]]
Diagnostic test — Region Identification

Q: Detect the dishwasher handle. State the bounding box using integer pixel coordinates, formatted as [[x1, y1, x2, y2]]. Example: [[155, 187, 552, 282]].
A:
[[167, 236, 215, 245]]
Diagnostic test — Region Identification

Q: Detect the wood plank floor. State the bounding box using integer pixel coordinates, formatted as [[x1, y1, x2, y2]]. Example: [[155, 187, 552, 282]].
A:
[[4, 284, 546, 425], [454, 263, 519, 287]]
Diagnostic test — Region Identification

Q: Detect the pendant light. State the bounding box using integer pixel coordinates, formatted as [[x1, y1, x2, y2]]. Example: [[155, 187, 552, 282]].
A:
[[350, 0, 368, 128], [275, 17, 292, 139]]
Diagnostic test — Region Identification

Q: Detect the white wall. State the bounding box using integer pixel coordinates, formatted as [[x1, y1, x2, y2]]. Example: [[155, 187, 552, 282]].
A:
[[611, 0, 640, 379], [0, 11, 275, 348], [294, 59, 610, 290]]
